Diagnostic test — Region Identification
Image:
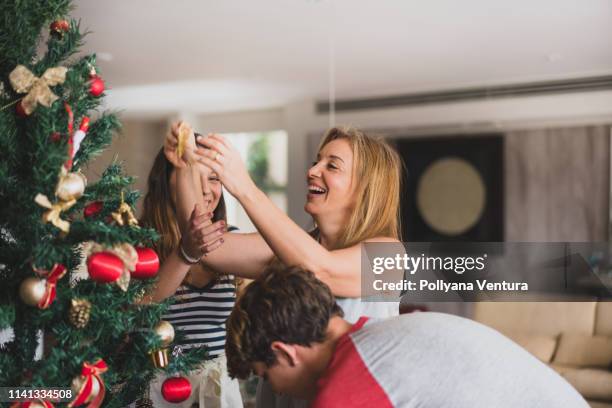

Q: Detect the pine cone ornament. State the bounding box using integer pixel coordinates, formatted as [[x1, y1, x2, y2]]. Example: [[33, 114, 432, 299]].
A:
[[69, 298, 92, 328]]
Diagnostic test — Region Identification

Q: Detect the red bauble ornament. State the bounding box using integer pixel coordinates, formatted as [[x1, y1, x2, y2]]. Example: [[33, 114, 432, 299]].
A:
[[87, 252, 123, 283], [50, 20, 70, 39], [89, 76, 105, 97], [132, 247, 160, 279], [15, 100, 27, 117], [84, 201, 103, 218], [50, 132, 62, 142], [161, 377, 191, 403]]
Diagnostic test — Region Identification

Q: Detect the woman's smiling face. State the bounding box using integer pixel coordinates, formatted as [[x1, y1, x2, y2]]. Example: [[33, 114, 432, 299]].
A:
[[304, 138, 356, 220]]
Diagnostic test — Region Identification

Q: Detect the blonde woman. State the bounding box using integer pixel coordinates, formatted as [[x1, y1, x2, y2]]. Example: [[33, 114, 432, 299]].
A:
[[167, 125, 404, 407]]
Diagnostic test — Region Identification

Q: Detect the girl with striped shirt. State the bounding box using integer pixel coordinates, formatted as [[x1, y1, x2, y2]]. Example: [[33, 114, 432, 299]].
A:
[[140, 127, 243, 407]]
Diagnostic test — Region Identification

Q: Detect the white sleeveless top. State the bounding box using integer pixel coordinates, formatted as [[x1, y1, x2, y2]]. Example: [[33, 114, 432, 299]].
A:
[[336, 297, 399, 323], [257, 231, 400, 407]]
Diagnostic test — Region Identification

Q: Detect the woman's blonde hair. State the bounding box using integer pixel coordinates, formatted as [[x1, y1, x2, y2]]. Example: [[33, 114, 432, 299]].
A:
[[316, 126, 403, 248]]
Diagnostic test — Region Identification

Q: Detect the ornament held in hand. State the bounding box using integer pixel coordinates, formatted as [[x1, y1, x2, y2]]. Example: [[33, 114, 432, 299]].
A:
[[177, 122, 191, 161]]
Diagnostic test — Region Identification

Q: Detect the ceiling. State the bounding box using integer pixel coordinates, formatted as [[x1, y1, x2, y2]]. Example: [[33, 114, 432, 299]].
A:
[[71, 0, 612, 115]]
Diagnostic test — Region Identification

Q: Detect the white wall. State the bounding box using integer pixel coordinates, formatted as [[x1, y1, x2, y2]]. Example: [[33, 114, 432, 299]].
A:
[[83, 119, 167, 215]]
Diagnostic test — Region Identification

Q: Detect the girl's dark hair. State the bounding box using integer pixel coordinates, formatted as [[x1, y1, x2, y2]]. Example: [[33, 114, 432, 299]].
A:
[[141, 143, 227, 264]]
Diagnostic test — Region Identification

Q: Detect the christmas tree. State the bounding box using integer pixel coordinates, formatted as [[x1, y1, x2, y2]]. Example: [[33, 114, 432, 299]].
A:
[[0, 1, 205, 406]]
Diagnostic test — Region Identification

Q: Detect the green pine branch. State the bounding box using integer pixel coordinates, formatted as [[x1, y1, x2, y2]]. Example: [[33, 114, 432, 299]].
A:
[[0, 2, 207, 405]]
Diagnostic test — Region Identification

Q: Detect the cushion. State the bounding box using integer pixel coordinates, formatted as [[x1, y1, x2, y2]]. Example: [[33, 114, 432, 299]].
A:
[[549, 363, 574, 376], [595, 302, 612, 336], [559, 367, 612, 401], [506, 332, 557, 363], [554, 333, 612, 368], [473, 301, 597, 336]]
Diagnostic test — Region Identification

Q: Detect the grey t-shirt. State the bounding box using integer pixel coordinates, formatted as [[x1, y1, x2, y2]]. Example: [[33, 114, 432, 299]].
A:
[[344, 312, 588, 407]]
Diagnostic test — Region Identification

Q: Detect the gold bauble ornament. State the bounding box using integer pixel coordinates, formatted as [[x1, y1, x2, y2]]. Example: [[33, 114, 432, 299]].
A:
[[153, 320, 175, 347], [56, 171, 86, 202], [69, 298, 92, 328], [19, 277, 47, 306], [71, 374, 100, 404], [149, 347, 170, 368]]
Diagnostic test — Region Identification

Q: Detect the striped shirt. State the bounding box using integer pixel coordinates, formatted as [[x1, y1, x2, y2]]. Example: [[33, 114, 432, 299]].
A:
[[163, 274, 236, 358]]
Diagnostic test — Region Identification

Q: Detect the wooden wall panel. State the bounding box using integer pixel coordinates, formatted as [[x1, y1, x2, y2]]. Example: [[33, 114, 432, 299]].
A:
[[505, 126, 609, 241]]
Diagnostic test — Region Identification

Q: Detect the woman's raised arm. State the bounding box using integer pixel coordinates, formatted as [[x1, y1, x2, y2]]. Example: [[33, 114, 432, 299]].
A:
[[190, 134, 402, 297], [165, 122, 275, 279]]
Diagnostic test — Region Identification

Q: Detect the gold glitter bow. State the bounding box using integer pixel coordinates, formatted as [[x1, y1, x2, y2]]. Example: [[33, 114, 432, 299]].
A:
[[111, 192, 139, 227], [34, 194, 76, 233], [34, 167, 87, 233], [9, 65, 67, 115]]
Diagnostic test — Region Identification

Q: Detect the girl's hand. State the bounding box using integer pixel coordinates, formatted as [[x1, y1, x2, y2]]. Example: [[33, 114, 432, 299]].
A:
[[195, 134, 257, 200], [182, 204, 227, 259], [164, 121, 198, 168]]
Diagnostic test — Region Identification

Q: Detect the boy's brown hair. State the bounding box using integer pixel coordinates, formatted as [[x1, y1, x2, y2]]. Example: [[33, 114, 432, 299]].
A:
[[225, 264, 343, 379]]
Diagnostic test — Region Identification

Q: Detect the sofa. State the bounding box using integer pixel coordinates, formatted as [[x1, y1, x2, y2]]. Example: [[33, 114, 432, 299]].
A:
[[473, 301, 612, 408]]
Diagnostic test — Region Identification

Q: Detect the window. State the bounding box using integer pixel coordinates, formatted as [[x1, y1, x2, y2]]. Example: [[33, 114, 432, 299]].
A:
[[221, 130, 288, 232]]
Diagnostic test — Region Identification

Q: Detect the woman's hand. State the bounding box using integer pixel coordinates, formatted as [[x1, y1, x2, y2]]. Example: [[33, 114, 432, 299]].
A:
[[181, 204, 227, 260], [195, 134, 257, 200], [164, 121, 199, 168]]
